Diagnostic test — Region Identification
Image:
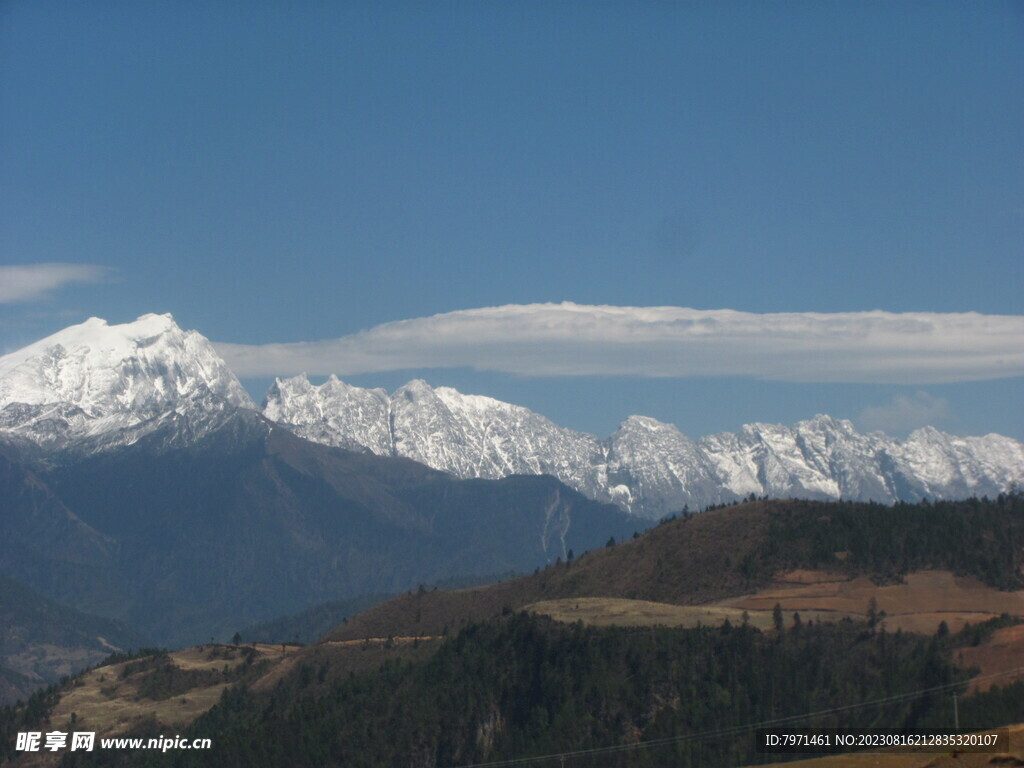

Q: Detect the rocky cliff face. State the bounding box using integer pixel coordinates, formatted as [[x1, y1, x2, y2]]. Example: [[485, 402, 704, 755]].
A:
[[2, 316, 1020, 520], [263, 376, 1024, 518], [0, 314, 253, 453]]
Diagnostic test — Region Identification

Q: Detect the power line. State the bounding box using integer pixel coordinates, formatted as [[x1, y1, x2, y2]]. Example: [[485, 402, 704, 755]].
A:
[[445, 665, 1024, 768]]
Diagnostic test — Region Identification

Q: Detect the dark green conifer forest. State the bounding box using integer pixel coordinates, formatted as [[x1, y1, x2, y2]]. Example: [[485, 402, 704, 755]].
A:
[[4, 494, 1022, 768], [56, 614, 1024, 768]]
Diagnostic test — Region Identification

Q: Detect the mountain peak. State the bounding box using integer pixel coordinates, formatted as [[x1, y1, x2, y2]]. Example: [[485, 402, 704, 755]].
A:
[[271, 373, 313, 392], [263, 374, 1024, 518], [0, 315, 253, 451], [616, 414, 679, 432], [802, 413, 856, 431], [394, 379, 436, 402], [129, 312, 178, 331]]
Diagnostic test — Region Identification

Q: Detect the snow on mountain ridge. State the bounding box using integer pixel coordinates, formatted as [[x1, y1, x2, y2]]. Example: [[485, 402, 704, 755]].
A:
[[606, 415, 725, 514], [261, 374, 1024, 518], [0, 314, 253, 450], [1, 317, 1020, 517], [262, 374, 392, 455], [389, 380, 608, 491]]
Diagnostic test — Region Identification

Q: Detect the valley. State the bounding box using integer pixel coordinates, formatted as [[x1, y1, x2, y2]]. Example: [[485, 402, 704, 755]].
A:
[[4, 3, 1021, 765], [4, 495, 1024, 767], [2, 315, 1023, 766]]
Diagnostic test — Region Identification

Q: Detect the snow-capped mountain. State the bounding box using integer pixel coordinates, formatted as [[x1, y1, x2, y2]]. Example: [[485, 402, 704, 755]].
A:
[[390, 380, 610, 499], [885, 427, 1024, 501], [0, 314, 253, 452], [606, 415, 726, 513], [698, 415, 892, 503], [262, 374, 392, 455], [266, 374, 611, 497], [264, 375, 1024, 518], [2, 316, 1021, 517]]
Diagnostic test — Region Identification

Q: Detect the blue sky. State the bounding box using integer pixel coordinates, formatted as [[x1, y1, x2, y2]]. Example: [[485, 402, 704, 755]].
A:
[[1, 1, 1021, 440]]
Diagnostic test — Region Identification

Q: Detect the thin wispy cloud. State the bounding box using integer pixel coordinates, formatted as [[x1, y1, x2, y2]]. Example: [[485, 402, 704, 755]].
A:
[[214, 302, 1024, 385], [0, 264, 113, 304]]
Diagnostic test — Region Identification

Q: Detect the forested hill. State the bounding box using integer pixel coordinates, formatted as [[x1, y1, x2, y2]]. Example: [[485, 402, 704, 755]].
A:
[[54, 613, 1024, 768], [327, 493, 1024, 642], [4, 495, 1024, 768]]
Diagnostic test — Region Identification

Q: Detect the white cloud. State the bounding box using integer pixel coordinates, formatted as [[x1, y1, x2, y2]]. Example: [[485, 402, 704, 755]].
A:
[[213, 302, 1024, 384], [857, 392, 951, 434], [0, 264, 113, 304]]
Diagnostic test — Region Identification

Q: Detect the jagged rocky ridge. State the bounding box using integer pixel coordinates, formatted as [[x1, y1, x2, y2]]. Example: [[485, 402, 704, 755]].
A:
[[0, 315, 1021, 520], [0, 313, 253, 454], [265, 374, 1024, 518], [0, 316, 638, 646]]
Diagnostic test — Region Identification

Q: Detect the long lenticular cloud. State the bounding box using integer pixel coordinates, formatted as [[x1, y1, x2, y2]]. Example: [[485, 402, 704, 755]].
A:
[[213, 302, 1024, 384]]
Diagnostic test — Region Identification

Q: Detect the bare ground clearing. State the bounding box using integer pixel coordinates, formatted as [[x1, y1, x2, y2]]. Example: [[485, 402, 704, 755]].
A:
[[957, 625, 1024, 694], [722, 571, 1024, 634], [529, 571, 1024, 635]]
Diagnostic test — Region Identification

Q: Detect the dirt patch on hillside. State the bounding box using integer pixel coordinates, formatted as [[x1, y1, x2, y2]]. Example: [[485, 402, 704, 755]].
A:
[[773, 570, 850, 585], [527, 597, 863, 630], [31, 644, 294, 749], [526, 597, 775, 629], [529, 571, 1024, 637], [957, 625, 1024, 693], [49, 665, 227, 739], [722, 571, 1024, 634]]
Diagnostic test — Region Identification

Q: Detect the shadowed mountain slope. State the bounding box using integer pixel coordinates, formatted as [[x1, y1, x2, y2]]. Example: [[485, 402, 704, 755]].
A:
[[3, 411, 637, 648], [326, 494, 1024, 642], [0, 574, 147, 706]]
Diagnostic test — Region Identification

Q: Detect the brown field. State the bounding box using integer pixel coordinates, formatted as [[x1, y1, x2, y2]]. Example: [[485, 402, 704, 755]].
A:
[[46, 644, 297, 738], [723, 570, 1024, 635], [956, 625, 1024, 694], [528, 570, 1024, 697], [525, 597, 856, 630], [529, 571, 1024, 637]]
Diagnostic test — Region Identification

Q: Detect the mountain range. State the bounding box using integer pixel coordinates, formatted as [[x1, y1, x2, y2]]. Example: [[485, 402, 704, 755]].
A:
[[267, 373, 1024, 517], [2, 312, 1022, 764], [0, 315, 636, 648], [2, 314, 1022, 520]]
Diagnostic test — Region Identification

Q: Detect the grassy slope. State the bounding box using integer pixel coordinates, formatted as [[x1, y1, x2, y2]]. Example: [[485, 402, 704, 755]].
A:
[[5, 496, 1024, 767], [326, 495, 1024, 643], [325, 501, 776, 641]]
